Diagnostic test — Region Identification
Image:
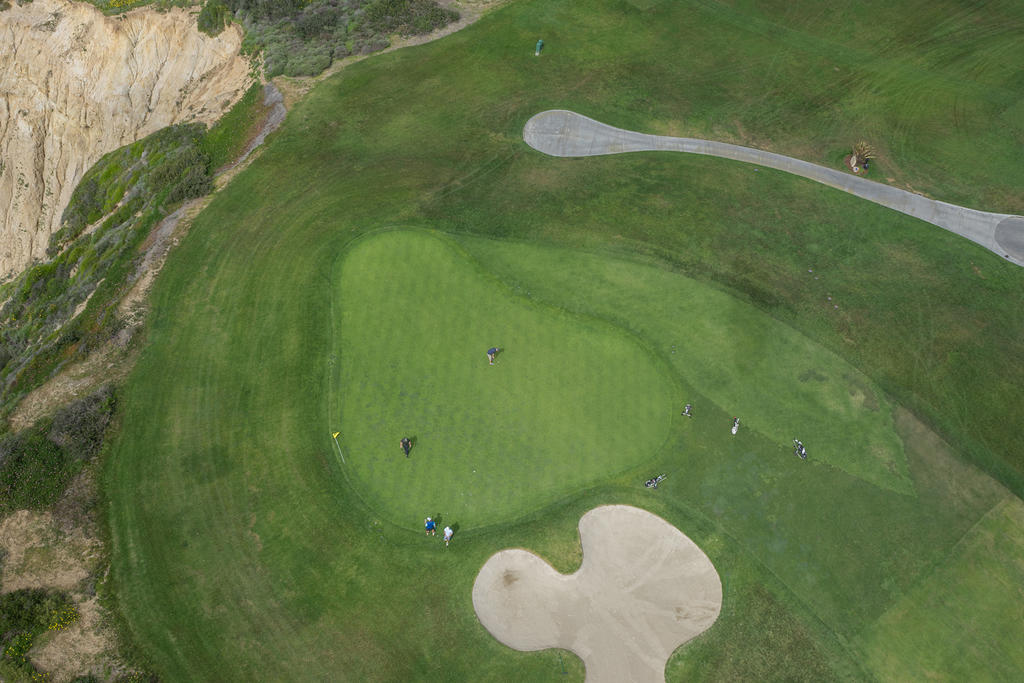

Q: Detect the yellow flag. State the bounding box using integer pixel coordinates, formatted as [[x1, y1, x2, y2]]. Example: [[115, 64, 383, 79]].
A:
[[332, 432, 340, 438]]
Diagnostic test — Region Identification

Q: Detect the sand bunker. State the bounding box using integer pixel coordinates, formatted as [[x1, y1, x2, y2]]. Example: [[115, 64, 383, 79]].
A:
[[472, 505, 722, 682]]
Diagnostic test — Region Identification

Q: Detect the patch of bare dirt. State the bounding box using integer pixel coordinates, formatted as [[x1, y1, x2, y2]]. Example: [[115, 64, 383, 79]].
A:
[[31, 595, 112, 682], [0, 506, 126, 682], [7, 345, 134, 434], [0, 510, 91, 593]]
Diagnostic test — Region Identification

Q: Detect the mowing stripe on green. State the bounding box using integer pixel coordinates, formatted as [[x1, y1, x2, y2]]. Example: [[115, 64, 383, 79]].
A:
[[333, 230, 675, 528]]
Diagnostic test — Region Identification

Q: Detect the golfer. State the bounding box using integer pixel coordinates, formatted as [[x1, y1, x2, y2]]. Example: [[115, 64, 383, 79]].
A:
[[487, 347, 499, 365], [443, 526, 454, 547], [400, 437, 412, 457], [425, 517, 436, 536]]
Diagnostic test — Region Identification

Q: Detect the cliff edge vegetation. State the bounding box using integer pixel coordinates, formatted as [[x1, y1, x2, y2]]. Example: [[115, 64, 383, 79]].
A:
[[0, 0, 252, 281]]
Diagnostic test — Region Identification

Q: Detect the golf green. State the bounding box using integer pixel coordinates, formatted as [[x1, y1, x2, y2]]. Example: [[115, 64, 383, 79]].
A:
[[455, 235, 912, 495], [100, 0, 1024, 678], [332, 230, 675, 528]]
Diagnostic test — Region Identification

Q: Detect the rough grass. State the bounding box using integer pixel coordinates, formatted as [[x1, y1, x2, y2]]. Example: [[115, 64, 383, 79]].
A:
[[858, 497, 1024, 680], [200, 82, 269, 172], [104, 0, 1024, 680]]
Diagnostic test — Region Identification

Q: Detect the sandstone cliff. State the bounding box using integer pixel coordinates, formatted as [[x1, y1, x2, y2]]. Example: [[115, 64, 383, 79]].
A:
[[0, 0, 252, 281]]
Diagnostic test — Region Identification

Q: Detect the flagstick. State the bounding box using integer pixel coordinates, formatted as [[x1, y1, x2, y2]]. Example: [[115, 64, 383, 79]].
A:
[[332, 432, 346, 464]]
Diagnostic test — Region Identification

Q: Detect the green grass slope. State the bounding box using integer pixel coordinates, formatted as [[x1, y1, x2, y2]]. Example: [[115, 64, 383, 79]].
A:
[[105, 0, 1024, 679], [457, 234, 911, 494]]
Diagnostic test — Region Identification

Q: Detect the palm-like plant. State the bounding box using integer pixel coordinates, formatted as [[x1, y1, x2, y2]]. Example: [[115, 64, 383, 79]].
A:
[[852, 141, 876, 170]]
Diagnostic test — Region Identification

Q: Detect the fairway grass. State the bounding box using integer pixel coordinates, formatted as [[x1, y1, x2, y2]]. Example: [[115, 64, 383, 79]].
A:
[[333, 230, 674, 528], [860, 497, 1024, 680], [104, 0, 1024, 679]]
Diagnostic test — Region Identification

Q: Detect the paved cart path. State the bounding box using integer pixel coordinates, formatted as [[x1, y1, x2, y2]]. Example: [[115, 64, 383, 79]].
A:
[[524, 110, 1024, 267]]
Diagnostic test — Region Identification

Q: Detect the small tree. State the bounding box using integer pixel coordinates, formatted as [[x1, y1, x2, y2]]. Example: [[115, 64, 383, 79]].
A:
[[852, 141, 876, 169], [198, 0, 230, 37]]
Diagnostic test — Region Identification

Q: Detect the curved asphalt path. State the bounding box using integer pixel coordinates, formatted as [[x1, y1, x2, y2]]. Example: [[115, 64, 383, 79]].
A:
[[524, 110, 1024, 267]]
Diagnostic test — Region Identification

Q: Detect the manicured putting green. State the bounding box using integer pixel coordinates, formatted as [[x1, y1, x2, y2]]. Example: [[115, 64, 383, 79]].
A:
[[332, 231, 675, 528]]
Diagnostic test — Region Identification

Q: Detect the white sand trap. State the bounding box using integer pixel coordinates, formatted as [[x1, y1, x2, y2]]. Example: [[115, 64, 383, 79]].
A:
[[472, 505, 722, 682]]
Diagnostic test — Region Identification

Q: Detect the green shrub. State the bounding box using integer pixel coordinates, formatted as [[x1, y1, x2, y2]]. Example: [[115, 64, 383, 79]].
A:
[[228, 0, 304, 22], [0, 388, 115, 513], [0, 588, 74, 634], [59, 176, 104, 241], [145, 125, 213, 202], [201, 82, 265, 170], [48, 385, 116, 460], [363, 0, 456, 35], [235, 0, 456, 78], [0, 589, 76, 676], [3, 123, 213, 412], [2, 632, 32, 666], [283, 47, 333, 76], [0, 428, 74, 513], [296, 3, 341, 39], [198, 0, 230, 36]]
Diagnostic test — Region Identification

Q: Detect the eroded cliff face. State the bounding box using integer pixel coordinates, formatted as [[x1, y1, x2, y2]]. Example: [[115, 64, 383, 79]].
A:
[[0, 0, 252, 280]]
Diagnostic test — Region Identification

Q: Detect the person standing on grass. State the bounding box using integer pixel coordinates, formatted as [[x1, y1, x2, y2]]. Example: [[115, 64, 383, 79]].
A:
[[400, 437, 412, 457], [425, 517, 436, 536], [487, 347, 500, 365], [443, 526, 454, 547]]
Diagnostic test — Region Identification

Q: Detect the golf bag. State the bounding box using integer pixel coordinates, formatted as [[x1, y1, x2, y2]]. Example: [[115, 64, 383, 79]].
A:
[[644, 474, 667, 489]]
